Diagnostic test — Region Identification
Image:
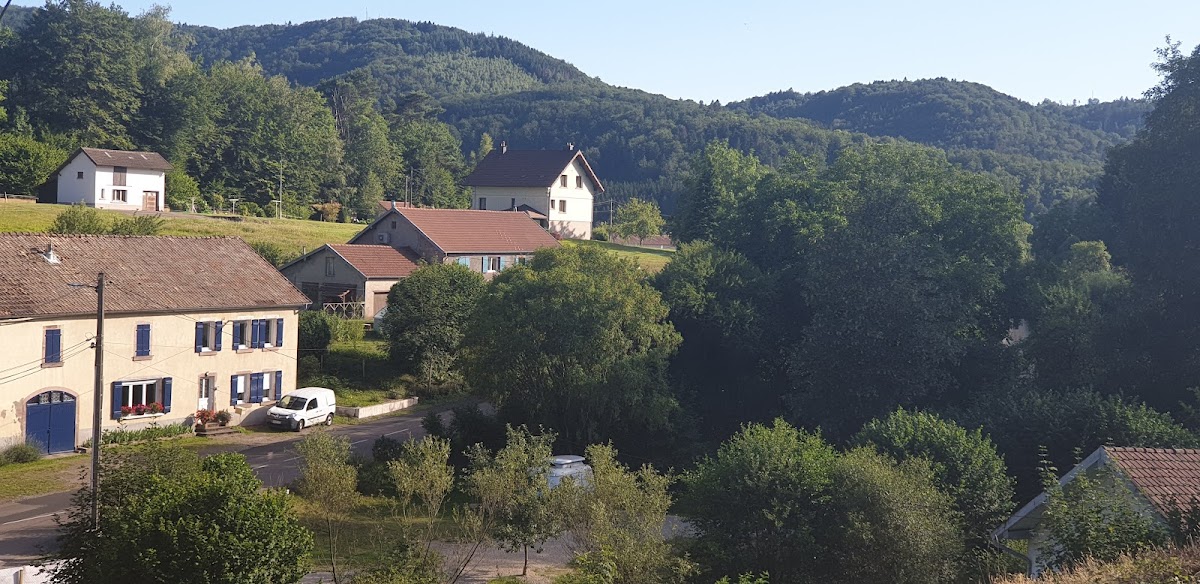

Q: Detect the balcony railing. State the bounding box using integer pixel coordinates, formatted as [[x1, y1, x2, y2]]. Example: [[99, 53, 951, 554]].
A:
[[322, 302, 364, 320]]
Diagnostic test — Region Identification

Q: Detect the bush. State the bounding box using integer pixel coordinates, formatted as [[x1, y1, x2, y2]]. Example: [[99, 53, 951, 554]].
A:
[[4, 443, 44, 464], [298, 355, 321, 380], [250, 241, 294, 267], [164, 168, 201, 212], [109, 215, 164, 235], [372, 435, 405, 463], [237, 201, 264, 217], [332, 317, 365, 343], [422, 410, 447, 438], [49, 203, 107, 234], [299, 311, 334, 353]]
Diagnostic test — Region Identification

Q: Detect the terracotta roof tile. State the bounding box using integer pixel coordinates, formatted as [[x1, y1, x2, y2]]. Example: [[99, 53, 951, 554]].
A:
[[80, 148, 172, 171], [394, 208, 560, 254], [463, 148, 604, 192], [0, 234, 309, 319], [1107, 447, 1200, 515], [328, 244, 421, 279]]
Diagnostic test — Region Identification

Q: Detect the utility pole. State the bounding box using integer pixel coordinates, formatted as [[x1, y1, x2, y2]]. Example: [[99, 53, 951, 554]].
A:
[[90, 272, 105, 528]]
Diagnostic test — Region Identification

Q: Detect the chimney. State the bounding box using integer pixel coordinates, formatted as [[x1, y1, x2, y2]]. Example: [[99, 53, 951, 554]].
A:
[[566, 142, 574, 151], [500, 141, 507, 154], [43, 243, 60, 264]]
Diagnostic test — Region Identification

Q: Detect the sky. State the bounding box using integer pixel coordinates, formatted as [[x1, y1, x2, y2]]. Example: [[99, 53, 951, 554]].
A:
[[13, 0, 1200, 105]]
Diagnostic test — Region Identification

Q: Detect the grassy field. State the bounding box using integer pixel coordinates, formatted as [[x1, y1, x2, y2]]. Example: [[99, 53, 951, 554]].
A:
[[0, 201, 362, 258], [564, 239, 674, 272], [0, 454, 86, 501]]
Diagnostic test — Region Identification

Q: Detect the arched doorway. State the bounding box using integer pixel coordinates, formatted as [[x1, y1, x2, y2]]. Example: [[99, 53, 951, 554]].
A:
[[26, 390, 77, 454]]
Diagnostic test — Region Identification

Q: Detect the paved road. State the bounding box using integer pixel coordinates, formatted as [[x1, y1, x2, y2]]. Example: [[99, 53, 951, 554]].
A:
[[0, 410, 437, 566]]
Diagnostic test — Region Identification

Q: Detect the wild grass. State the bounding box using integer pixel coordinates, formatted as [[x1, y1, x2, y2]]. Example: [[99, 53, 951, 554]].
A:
[[564, 239, 673, 272], [0, 454, 85, 501], [0, 201, 361, 259], [992, 543, 1200, 583]]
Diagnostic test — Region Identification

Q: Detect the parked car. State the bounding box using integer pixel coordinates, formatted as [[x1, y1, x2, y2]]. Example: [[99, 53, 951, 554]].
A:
[[548, 454, 592, 489], [267, 387, 336, 431]]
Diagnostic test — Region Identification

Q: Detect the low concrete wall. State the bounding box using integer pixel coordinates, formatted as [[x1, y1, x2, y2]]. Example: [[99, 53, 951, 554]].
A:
[[335, 397, 418, 419]]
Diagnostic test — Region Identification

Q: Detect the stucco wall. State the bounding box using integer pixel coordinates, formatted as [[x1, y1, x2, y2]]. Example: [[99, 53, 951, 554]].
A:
[[280, 247, 366, 305], [53, 155, 164, 210], [470, 158, 597, 239], [0, 309, 299, 449], [55, 155, 97, 205], [353, 214, 442, 262]]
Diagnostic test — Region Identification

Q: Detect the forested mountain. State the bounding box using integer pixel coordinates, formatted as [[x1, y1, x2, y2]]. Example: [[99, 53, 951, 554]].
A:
[[0, 3, 1149, 216], [728, 80, 1150, 164]]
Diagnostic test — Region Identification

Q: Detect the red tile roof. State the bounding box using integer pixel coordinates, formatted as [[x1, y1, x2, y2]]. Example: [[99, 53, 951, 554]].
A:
[[1108, 447, 1200, 515], [0, 234, 309, 319], [376, 200, 411, 216], [79, 148, 172, 171], [327, 244, 421, 279], [463, 148, 604, 192], [392, 207, 560, 254]]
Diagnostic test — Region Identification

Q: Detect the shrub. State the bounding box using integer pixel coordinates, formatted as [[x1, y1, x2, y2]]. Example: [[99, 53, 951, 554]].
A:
[[332, 317, 365, 343], [49, 203, 107, 234], [83, 422, 193, 447], [237, 201, 264, 217], [164, 168, 201, 212], [250, 241, 294, 267], [4, 443, 44, 464], [297, 355, 321, 380], [422, 410, 447, 438], [109, 215, 164, 235], [372, 435, 405, 463], [299, 311, 334, 353]]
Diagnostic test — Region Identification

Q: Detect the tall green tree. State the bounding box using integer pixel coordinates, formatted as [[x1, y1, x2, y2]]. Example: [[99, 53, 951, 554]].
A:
[[47, 443, 313, 584], [1096, 40, 1200, 409], [462, 245, 681, 449], [673, 140, 765, 244], [385, 263, 487, 383], [854, 408, 1014, 547], [787, 143, 1028, 435], [0, 132, 66, 193], [613, 197, 665, 244], [1, 0, 143, 147]]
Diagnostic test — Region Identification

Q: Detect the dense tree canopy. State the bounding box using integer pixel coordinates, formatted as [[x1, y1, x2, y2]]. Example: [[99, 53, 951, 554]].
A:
[[462, 245, 680, 450]]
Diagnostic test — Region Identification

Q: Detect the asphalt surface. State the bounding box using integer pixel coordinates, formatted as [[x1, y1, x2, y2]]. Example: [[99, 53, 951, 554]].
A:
[[0, 409, 437, 567]]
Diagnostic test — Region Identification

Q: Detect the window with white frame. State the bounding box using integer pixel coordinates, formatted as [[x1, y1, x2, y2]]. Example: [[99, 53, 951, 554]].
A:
[[576, 176, 583, 188], [560, 174, 567, 187], [121, 380, 159, 408], [264, 318, 280, 348], [113, 189, 128, 202], [234, 320, 251, 349], [559, 199, 567, 213]]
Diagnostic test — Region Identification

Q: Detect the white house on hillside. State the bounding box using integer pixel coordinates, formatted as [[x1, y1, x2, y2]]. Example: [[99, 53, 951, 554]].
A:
[[52, 148, 172, 212], [462, 142, 604, 239]]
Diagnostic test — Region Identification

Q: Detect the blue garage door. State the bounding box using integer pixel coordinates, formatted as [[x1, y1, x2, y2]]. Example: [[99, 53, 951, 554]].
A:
[[26, 391, 77, 454]]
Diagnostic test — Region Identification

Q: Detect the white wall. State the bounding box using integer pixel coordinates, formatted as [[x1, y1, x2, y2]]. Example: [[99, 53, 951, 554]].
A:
[[470, 157, 598, 239], [55, 154, 96, 205], [94, 167, 164, 211]]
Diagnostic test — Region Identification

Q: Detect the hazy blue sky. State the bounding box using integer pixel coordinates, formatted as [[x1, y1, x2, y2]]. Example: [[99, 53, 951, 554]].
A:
[[13, 0, 1199, 105]]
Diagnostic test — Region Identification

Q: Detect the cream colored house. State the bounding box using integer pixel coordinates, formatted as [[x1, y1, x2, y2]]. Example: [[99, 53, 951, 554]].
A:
[[462, 143, 604, 239], [50, 148, 171, 211], [0, 234, 310, 453]]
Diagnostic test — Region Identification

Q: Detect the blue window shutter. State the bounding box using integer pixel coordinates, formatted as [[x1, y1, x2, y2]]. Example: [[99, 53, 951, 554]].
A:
[[162, 377, 172, 413], [498, 256, 506, 270], [276, 318, 285, 346], [136, 324, 150, 357], [481, 256, 489, 273], [215, 322, 224, 351], [274, 370, 283, 400], [233, 321, 242, 348], [249, 373, 263, 404], [457, 256, 469, 267], [251, 319, 262, 349], [195, 322, 204, 352], [230, 376, 238, 405], [45, 329, 61, 363], [111, 382, 122, 419]]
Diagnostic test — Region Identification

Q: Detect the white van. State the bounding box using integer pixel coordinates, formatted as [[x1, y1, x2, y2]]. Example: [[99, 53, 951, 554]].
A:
[[547, 455, 592, 489], [266, 387, 336, 431]]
